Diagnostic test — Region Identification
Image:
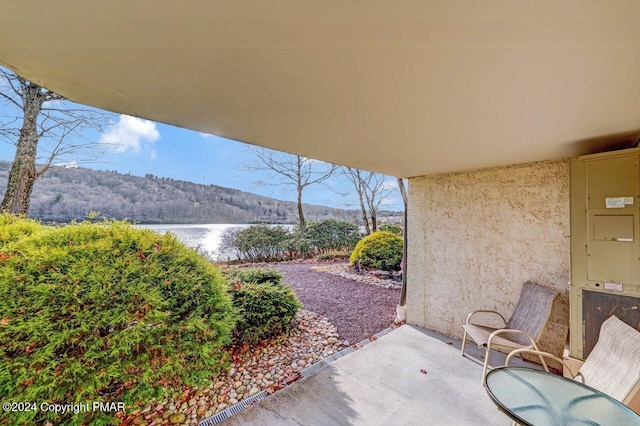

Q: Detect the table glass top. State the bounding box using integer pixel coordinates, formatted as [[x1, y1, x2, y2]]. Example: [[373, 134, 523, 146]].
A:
[[485, 367, 640, 426]]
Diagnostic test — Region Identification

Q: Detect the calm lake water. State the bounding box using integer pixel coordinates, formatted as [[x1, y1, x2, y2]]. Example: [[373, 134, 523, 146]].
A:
[[135, 224, 250, 261]]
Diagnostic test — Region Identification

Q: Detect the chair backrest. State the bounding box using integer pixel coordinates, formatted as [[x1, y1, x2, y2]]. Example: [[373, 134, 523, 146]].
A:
[[505, 281, 559, 346], [577, 315, 640, 403]]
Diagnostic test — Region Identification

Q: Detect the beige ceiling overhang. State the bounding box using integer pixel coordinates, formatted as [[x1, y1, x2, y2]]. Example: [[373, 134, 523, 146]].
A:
[[1, 1, 640, 178]]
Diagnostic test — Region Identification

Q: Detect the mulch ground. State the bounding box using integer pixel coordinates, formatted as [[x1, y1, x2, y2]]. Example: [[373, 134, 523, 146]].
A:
[[270, 262, 401, 345]]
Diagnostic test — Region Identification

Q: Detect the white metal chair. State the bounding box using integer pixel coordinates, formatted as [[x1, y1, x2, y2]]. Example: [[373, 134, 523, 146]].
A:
[[461, 281, 559, 385], [506, 315, 640, 415]]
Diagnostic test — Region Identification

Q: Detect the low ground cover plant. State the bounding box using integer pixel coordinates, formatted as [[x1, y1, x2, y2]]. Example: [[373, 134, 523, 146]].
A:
[[350, 231, 403, 272], [0, 216, 236, 425], [223, 268, 302, 344]]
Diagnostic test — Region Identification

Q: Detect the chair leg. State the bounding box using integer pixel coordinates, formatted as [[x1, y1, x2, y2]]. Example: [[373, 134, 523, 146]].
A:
[[481, 347, 491, 386], [460, 329, 469, 357]]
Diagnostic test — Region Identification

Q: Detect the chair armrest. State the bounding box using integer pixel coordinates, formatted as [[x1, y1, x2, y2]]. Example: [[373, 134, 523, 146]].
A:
[[506, 348, 574, 377], [486, 329, 551, 371], [487, 328, 536, 347], [561, 356, 584, 379], [464, 310, 507, 326]]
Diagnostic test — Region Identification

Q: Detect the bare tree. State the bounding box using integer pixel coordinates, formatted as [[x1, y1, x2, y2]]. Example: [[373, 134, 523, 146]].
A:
[[341, 166, 372, 234], [0, 68, 110, 214], [340, 166, 396, 233], [244, 147, 336, 236], [363, 172, 395, 232]]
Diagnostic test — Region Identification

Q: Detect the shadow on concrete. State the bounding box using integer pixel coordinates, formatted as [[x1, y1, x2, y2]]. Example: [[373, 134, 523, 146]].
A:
[[222, 362, 359, 425], [220, 325, 514, 425]]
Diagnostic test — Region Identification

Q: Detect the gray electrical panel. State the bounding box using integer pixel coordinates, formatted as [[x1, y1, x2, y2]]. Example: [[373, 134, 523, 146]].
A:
[[570, 147, 640, 359]]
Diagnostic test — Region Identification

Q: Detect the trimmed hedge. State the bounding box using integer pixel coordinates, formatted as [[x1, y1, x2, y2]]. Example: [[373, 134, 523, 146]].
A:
[[349, 231, 403, 272], [304, 219, 361, 253], [219, 224, 291, 262], [220, 220, 362, 262], [223, 268, 301, 344], [377, 223, 403, 237], [0, 217, 236, 425], [0, 213, 42, 245], [223, 267, 283, 286]]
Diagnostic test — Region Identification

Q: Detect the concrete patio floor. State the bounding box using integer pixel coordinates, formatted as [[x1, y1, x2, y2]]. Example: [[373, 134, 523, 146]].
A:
[[218, 324, 516, 425]]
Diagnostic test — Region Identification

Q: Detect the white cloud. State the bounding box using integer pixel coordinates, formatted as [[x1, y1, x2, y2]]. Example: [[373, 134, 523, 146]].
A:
[[380, 195, 398, 206], [301, 156, 321, 164], [42, 99, 65, 107], [382, 179, 399, 191], [150, 149, 157, 160], [99, 115, 160, 153], [198, 132, 214, 138]]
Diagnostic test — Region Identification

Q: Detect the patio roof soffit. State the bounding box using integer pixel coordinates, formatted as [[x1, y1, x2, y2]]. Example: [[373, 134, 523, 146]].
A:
[[2, 1, 640, 177]]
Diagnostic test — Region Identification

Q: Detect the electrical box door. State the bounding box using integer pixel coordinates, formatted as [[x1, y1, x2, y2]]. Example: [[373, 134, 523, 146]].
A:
[[570, 148, 640, 359]]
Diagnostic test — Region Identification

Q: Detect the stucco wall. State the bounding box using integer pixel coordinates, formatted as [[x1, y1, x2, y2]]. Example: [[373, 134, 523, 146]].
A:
[[406, 159, 570, 357]]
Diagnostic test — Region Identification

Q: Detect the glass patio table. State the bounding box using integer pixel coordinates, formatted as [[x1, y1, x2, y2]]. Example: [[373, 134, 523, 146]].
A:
[[485, 366, 640, 426]]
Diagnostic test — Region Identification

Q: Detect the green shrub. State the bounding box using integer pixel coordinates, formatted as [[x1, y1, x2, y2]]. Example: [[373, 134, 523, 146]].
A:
[[316, 251, 351, 261], [281, 236, 313, 259], [220, 224, 292, 262], [305, 219, 361, 253], [218, 221, 361, 262], [378, 223, 403, 237], [230, 283, 302, 343], [0, 218, 236, 425], [0, 213, 43, 245], [349, 231, 403, 272], [223, 267, 283, 286], [223, 268, 301, 344]]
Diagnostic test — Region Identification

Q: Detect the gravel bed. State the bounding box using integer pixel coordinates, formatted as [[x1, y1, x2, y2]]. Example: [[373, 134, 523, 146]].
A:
[[122, 310, 347, 425], [271, 261, 401, 346], [311, 263, 402, 290]]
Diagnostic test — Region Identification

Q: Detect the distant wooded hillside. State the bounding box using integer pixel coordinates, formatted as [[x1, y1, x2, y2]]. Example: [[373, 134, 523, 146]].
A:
[[0, 162, 399, 224]]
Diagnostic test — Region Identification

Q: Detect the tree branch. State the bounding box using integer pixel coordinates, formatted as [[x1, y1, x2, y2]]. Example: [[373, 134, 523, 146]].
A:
[[0, 69, 23, 100]]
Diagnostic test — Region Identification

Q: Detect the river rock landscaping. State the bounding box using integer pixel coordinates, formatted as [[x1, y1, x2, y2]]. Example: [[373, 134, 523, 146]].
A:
[[121, 309, 348, 425]]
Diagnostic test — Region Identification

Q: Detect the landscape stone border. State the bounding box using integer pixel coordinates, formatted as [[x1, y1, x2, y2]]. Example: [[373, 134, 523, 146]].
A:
[[311, 263, 402, 290]]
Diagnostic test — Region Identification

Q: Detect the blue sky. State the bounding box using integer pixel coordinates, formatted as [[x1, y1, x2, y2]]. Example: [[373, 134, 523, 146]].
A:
[[0, 106, 403, 211]]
